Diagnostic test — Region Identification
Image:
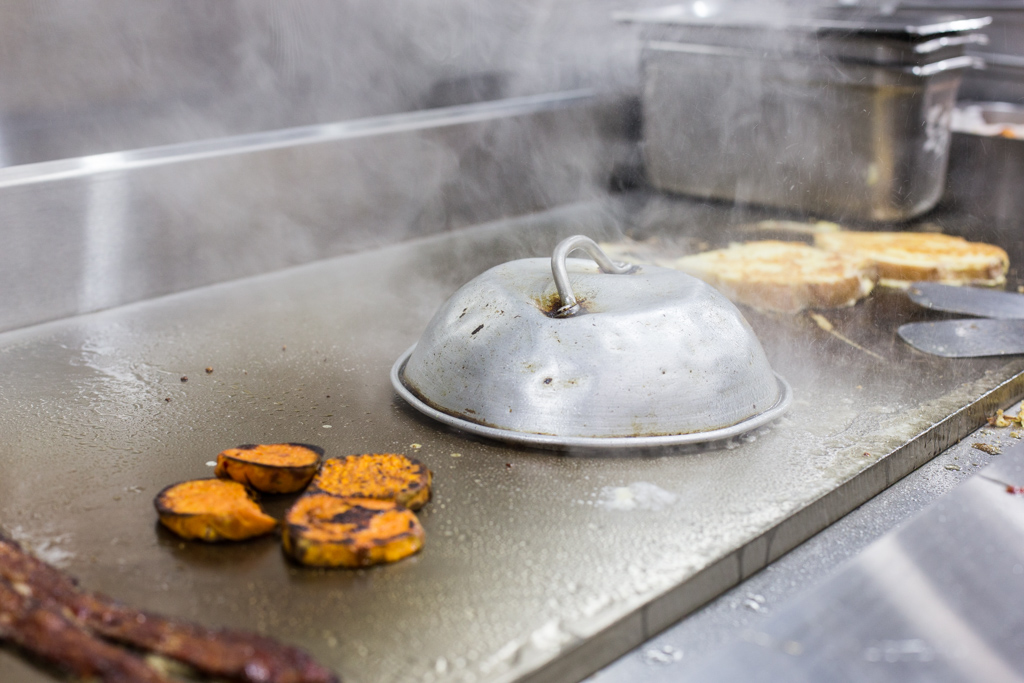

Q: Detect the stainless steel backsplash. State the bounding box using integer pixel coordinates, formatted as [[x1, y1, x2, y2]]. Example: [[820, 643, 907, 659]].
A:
[[0, 0, 661, 333], [0, 93, 635, 334], [0, 0, 662, 166]]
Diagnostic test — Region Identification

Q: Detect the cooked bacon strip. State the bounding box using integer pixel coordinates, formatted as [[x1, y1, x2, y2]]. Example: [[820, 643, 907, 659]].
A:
[[0, 534, 338, 683], [84, 606, 338, 683], [0, 577, 171, 683]]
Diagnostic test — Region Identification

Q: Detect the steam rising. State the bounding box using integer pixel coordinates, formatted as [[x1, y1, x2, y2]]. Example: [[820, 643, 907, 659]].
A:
[[0, 0, 937, 332], [0, 0, 677, 166], [0, 0, 868, 164]]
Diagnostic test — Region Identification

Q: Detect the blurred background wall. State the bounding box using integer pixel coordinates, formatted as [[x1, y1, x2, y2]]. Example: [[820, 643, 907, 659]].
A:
[[0, 0, 685, 166]]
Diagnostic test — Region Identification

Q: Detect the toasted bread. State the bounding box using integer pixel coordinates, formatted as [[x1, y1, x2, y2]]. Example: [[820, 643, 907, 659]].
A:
[[814, 231, 1009, 288], [669, 240, 878, 313]]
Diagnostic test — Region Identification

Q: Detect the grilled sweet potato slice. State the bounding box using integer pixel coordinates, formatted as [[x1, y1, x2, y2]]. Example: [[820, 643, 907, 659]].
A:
[[215, 443, 324, 494], [155, 479, 277, 541], [309, 453, 432, 510], [282, 494, 424, 568]]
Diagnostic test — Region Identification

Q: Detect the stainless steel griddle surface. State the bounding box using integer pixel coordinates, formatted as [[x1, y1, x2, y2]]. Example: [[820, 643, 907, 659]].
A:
[[2, 201, 1024, 683]]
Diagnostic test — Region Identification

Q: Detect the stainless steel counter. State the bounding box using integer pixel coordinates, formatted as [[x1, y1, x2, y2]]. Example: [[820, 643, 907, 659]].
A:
[[2, 197, 1024, 683], [590, 410, 1024, 683], [589, 400, 1024, 683]]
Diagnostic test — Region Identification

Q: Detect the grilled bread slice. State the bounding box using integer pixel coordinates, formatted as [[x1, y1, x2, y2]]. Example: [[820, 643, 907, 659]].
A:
[[814, 231, 1009, 288], [670, 240, 878, 313]]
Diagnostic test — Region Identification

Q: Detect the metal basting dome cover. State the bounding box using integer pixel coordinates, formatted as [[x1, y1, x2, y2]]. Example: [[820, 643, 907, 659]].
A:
[[391, 235, 791, 448]]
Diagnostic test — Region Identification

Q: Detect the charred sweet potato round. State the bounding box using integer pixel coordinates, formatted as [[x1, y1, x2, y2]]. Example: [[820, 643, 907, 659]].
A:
[[309, 453, 432, 510], [155, 479, 277, 541], [282, 494, 424, 568], [215, 443, 324, 493]]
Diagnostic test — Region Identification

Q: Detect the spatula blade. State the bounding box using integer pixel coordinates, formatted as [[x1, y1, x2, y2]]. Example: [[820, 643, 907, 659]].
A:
[[906, 282, 1024, 319], [898, 319, 1024, 358]]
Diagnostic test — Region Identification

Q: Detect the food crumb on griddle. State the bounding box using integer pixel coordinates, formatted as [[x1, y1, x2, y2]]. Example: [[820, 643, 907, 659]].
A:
[[987, 409, 1018, 428], [972, 442, 1001, 455], [205, 367, 213, 374], [180, 376, 188, 383]]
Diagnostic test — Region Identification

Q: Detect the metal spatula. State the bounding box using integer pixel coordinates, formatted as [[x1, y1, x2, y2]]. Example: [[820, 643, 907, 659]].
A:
[[898, 319, 1024, 358], [906, 282, 1024, 319]]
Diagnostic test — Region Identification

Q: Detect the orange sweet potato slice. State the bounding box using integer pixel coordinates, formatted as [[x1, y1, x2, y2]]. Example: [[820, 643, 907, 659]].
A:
[[154, 479, 277, 541], [308, 453, 432, 510], [282, 494, 424, 568], [215, 443, 324, 494]]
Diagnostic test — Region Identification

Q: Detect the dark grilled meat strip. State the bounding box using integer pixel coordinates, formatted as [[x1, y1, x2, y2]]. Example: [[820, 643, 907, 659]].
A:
[[0, 534, 338, 683], [0, 577, 171, 683], [86, 607, 338, 683]]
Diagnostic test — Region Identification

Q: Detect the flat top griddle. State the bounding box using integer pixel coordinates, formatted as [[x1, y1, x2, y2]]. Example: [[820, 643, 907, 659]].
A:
[[2, 199, 1022, 683]]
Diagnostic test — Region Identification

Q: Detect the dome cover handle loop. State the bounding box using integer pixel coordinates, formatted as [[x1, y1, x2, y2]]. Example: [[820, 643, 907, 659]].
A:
[[551, 235, 635, 317]]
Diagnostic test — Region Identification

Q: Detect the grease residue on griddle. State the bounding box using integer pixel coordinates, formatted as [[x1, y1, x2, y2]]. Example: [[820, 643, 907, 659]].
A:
[[595, 482, 678, 511]]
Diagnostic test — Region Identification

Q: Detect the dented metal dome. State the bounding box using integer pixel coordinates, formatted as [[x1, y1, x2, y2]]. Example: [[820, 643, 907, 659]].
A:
[[391, 235, 791, 448]]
